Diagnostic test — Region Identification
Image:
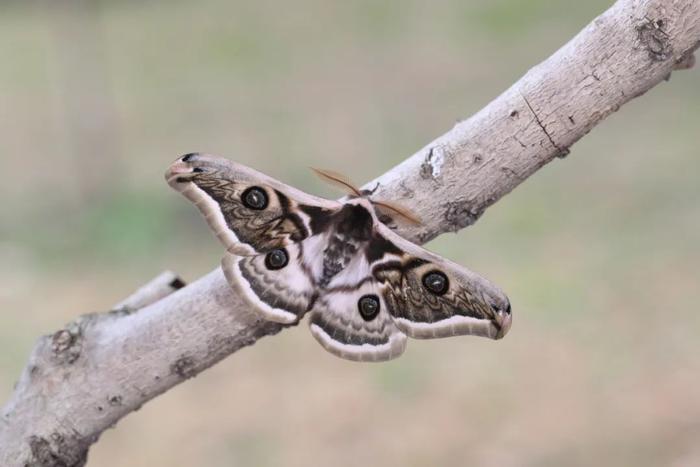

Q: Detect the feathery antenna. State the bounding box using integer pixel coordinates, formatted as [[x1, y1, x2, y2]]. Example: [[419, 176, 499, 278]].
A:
[[311, 167, 363, 197], [372, 200, 422, 225], [311, 167, 421, 225]]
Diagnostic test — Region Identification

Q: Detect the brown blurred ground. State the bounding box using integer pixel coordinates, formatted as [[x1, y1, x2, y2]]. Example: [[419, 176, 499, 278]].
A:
[[1, 1, 698, 466]]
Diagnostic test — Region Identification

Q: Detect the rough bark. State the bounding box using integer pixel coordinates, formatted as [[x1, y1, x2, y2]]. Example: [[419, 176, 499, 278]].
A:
[[2, 0, 698, 465]]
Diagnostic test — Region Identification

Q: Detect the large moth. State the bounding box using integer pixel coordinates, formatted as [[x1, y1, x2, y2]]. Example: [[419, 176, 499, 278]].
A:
[[166, 153, 512, 362]]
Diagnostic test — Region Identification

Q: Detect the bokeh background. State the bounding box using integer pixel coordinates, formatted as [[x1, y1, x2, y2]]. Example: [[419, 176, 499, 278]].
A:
[[1, 1, 698, 466]]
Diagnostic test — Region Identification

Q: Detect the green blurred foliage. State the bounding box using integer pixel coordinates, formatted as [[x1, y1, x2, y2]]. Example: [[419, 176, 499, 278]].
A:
[[0, 1, 698, 466]]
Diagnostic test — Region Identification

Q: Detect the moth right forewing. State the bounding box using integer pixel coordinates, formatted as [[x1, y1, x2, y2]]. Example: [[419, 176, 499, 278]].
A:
[[372, 223, 512, 340]]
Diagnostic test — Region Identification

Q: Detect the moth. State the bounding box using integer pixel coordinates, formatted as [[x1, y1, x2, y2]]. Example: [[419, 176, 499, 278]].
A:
[[166, 153, 512, 362]]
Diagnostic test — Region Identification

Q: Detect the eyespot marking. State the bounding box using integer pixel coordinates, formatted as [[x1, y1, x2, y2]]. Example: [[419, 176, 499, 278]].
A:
[[422, 270, 449, 295], [358, 294, 380, 321], [265, 248, 289, 270], [242, 186, 268, 210]]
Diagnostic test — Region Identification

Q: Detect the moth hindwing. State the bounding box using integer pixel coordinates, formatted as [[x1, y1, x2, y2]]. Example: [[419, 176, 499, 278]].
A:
[[166, 153, 512, 362]]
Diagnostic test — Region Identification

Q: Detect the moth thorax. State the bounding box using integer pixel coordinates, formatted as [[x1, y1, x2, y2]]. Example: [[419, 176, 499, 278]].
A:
[[335, 203, 373, 241]]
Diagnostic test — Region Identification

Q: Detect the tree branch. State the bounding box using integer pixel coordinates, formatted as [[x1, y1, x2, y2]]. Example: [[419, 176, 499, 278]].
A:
[[2, 0, 698, 465], [111, 270, 187, 312]]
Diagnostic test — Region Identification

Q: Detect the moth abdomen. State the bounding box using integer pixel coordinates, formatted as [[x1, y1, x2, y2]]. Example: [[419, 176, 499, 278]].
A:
[[319, 234, 359, 288]]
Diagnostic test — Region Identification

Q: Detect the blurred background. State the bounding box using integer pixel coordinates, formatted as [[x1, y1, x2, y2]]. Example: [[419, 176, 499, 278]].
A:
[[1, 0, 698, 466]]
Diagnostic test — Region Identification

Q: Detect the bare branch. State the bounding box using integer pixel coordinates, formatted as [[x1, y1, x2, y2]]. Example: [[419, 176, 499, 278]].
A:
[[112, 270, 186, 313], [1, 0, 698, 465]]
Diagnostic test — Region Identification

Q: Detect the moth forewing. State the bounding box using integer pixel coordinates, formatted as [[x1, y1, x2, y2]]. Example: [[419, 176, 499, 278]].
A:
[[372, 222, 512, 341], [166, 153, 341, 256]]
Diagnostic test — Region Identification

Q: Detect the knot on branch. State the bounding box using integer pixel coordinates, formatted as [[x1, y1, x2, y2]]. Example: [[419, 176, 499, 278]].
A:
[[27, 433, 87, 467], [420, 146, 446, 180], [637, 17, 673, 62], [171, 355, 197, 380], [50, 324, 82, 365], [443, 200, 484, 232]]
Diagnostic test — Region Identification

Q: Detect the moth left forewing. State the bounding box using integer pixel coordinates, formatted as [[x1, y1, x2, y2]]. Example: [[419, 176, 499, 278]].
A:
[[166, 153, 341, 255], [372, 224, 512, 341]]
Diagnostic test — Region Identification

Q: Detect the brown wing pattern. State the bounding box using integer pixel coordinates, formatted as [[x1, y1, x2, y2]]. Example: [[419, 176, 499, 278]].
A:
[[222, 245, 316, 324], [372, 225, 512, 341], [307, 263, 407, 362], [165, 153, 340, 255]]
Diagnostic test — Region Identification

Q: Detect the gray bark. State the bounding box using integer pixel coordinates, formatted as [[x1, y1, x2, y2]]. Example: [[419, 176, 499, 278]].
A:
[[2, 0, 698, 465]]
